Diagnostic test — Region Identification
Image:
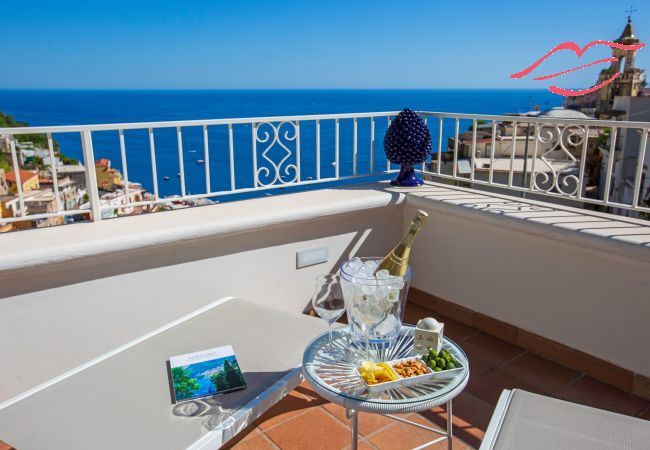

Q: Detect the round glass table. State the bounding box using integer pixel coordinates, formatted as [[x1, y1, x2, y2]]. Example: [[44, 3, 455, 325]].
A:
[[302, 325, 469, 450]]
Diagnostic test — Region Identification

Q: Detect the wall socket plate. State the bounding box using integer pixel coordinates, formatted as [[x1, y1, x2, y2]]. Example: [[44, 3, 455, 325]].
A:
[[296, 246, 329, 269]]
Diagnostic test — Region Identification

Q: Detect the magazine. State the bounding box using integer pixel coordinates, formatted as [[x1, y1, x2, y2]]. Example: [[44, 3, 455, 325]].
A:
[[169, 345, 246, 403]]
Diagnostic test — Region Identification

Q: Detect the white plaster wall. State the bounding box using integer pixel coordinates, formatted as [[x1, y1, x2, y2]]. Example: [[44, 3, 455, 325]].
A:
[[404, 195, 650, 377]]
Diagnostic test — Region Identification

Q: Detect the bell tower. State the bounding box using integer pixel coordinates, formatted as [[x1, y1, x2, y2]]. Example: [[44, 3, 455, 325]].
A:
[[596, 16, 646, 114]]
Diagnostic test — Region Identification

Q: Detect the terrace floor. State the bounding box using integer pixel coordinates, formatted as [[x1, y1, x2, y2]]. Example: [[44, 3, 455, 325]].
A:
[[225, 301, 650, 450]]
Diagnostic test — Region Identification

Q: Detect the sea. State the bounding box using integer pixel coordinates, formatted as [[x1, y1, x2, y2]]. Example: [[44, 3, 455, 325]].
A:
[[0, 90, 562, 200]]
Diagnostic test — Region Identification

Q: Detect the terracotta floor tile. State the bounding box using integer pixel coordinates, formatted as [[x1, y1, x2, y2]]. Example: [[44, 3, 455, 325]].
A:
[[298, 379, 318, 394], [322, 402, 395, 437], [454, 391, 494, 430], [467, 369, 544, 406], [265, 407, 351, 450], [341, 439, 378, 450], [367, 413, 468, 450], [467, 356, 493, 377], [418, 391, 494, 448], [296, 381, 328, 404], [461, 333, 525, 368], [554, 376, 649, 417], [500, 353, 581, 394], [255, 390, 321, 431], [425, 439, 470, 450], [222, 426, 261, 449], [228, 432, 278, 450]]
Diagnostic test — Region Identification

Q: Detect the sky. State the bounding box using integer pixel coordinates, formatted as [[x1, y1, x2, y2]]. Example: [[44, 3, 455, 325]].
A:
[[0, 0, 648, 89]]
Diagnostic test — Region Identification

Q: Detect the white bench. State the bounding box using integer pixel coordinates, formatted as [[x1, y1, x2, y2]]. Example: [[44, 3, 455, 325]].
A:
[[481, 389, 650, 449], [0, 297, 328, 449]]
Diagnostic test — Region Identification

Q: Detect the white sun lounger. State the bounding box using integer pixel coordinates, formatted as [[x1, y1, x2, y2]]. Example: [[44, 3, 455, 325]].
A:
[[0, 297, 328, 449], [480, 389, 650, 450]]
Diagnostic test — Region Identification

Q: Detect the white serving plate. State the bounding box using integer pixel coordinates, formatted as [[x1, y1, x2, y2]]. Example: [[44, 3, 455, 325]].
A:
[[356, 355, 463, 393]]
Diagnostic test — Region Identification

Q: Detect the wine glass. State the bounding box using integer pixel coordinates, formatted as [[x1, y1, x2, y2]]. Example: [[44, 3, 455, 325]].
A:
[[312, 274, 346, 349]]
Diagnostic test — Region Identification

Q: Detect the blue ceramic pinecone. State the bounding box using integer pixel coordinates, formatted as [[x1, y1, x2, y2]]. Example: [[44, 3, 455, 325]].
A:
[[384, 109, 432, 166]]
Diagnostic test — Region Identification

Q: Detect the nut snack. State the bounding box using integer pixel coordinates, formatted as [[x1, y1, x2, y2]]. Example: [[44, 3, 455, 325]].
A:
[[392, 359, 428, 378]]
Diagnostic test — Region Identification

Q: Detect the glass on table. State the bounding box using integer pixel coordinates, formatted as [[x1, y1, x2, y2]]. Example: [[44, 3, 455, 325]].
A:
[[312, 274, 346, 347]]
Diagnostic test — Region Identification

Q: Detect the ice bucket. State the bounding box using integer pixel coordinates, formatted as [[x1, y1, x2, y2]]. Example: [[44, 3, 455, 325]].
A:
[[339, 257, 412, 346]]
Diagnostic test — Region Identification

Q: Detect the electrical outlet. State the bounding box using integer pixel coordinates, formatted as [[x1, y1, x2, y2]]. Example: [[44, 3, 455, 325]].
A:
[[296, 246, 329, 269]]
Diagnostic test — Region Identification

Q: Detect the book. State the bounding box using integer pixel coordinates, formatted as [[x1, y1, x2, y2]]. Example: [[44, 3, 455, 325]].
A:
[[169, 345, 246, 403]]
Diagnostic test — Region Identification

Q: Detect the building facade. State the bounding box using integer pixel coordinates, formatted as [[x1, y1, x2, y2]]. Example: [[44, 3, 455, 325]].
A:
[[596, 18, 646, 115], [5, 169, 40, 194], [95, 159, 125, 191], [607, 96, 650, 214]]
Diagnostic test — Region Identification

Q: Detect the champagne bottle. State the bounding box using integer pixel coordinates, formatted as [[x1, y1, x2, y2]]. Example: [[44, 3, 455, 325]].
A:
[[375, 210, 428, 278]]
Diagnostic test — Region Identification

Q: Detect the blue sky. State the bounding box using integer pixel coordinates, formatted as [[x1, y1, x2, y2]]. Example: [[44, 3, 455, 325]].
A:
[[0, 0, 647, 89]]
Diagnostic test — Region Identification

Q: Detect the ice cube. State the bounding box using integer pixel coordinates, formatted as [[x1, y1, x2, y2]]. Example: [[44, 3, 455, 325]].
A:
[[357, 266, 374, 277], [364, 260, 380, 271], [386, 286, 401, 303], [357, 268, 372, 278], [375, 269, 390, 280], [352, 295, 386, 326], [356, 260, 377, 276], [346, 257, 363, 273]]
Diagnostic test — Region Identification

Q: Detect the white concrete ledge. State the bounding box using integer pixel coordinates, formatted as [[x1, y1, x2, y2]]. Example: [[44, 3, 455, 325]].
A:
[[0, 186, 405, 273], [393, 182, 650, 264], [3, 181, 648, 273]]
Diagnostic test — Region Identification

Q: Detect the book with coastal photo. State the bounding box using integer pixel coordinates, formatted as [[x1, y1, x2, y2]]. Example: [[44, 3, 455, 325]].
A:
[[169, 345, 246, 403]]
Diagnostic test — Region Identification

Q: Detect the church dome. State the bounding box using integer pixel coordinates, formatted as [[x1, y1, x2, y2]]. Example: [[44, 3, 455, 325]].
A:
[[615, 18, 640, 44], [537, 107, 592, 119]]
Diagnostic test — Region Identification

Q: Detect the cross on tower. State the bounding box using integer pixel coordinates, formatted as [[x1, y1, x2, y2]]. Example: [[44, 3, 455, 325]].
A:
[[626, 5, 637, 21]]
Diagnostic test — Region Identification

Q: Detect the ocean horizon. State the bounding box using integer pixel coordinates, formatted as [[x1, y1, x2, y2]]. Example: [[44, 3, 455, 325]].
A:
[[0, 89, 563, 198]]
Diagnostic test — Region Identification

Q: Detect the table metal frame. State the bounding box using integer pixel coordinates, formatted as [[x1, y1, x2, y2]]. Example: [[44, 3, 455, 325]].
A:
[[345, 400, 454, 450], [302, 326, 469, 450]]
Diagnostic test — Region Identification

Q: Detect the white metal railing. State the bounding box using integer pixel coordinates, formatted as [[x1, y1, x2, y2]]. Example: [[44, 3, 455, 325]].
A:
[[1, 110, 648, 229], [420, 112, 650, 216], [0, 112, 401, 225]]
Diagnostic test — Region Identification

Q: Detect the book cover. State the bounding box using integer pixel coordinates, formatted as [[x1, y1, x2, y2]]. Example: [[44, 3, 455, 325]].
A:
[[169, 345, 246, 403]]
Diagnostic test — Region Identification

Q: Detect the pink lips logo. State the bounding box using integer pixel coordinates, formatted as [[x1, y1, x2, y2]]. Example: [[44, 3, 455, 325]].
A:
[[510, 40, 646, 96]]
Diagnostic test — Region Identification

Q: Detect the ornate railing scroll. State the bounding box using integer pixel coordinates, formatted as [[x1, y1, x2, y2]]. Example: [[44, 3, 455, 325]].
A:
[[420, 111, 650, 216], [531, 124, 583, 197], [253, 121, 299, 187]]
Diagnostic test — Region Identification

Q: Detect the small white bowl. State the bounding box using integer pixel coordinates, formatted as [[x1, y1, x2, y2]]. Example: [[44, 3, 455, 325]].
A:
[[356, 355, 462, 393]]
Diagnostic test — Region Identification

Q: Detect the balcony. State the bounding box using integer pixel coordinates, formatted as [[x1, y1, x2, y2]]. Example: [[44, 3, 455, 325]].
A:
[[1, 111, 649, 230], [0, 112, 649, 449]]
